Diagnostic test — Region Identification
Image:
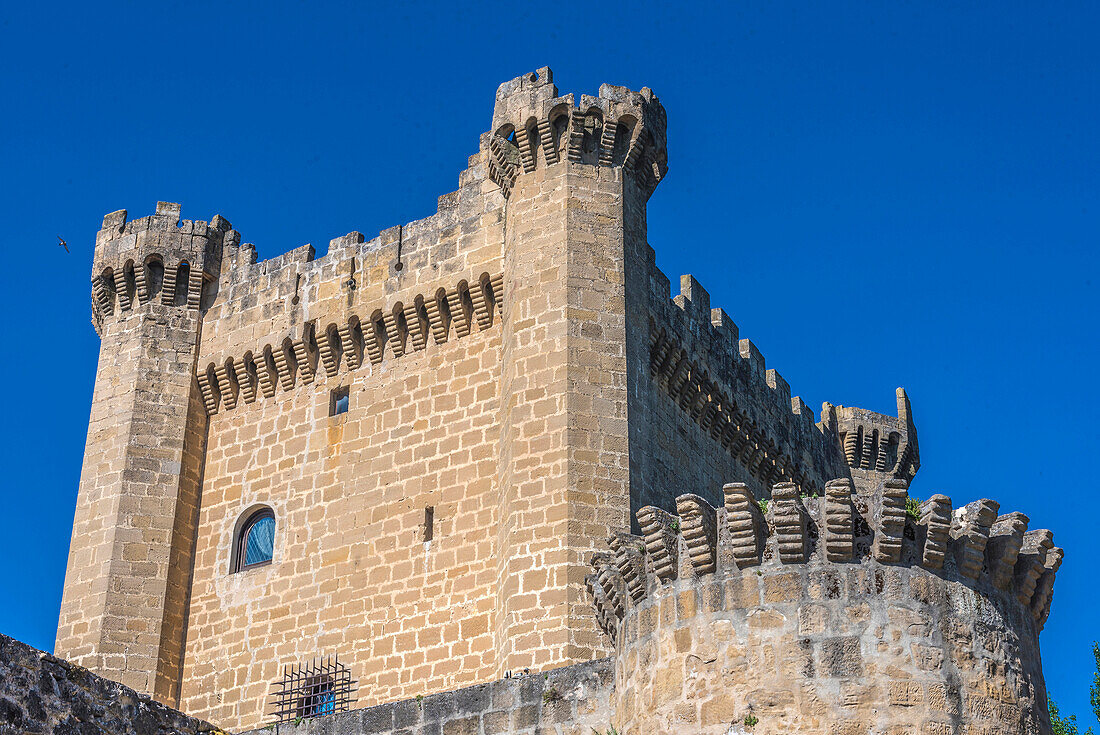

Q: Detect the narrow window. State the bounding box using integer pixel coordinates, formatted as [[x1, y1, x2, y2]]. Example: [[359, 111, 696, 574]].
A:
[[330, 386, 349, 416], [200, 275, 217, 311], [146, 258, 164, 299], [174, 262, 191, 306], [423, 506, 435, 544], [235, 508, 275, 572]]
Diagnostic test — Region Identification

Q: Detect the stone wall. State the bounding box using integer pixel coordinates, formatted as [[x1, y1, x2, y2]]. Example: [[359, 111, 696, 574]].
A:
[[177, 145, 510, 729], [0, 633, 220, 735], [237, 660, 614, 735], [590, 480, 1062, 735]]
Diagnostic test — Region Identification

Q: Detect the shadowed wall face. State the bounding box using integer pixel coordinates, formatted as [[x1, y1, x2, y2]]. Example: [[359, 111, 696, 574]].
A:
[[1, 634, 218, 735]]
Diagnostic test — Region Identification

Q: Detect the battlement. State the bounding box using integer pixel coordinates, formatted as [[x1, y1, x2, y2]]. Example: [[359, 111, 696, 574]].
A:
[[592, 480, 1060, 639], [647, 271, 831, 494], [195, 270, 503, 414], [829, 387, 920, 482], [589, 479, 1060, 732], [89, 202, 234, 333], [639, 255, 918, 499], [486, 67, 667, 198]]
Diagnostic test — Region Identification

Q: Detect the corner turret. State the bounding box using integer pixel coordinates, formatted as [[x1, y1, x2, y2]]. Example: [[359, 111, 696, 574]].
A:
[[823, 387, 920, 492], [485, 67, 668, 199], [90, 201, 234, 333], [58, 202, 233, 705]]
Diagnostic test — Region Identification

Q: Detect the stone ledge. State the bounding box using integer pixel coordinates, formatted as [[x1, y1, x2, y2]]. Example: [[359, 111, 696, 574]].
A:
[[237, 658, 614, 735]]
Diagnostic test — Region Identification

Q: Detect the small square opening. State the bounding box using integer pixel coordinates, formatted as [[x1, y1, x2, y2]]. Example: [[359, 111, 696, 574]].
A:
[[330, 387, 349, 416]]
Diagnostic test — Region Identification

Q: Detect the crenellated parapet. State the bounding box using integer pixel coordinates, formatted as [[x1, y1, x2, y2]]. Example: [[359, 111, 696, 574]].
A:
[[195, 271, 503, 415], [629, 234, 935, 509], [486, 67, 668, 199], [641, 262, 922, 499], [590, 479, 1061, 640], [645, 272, 838, 496], [590, 479, 1062, 732], [90, 202, 234, 333]]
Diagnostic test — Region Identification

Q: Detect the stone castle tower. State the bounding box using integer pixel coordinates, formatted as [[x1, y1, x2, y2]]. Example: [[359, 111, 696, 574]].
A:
[[55, 68, 1062, 734]]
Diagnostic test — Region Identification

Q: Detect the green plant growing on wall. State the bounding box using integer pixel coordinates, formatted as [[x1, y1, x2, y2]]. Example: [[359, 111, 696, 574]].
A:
[[543, 687, 562, 703], [905, 496, 922, 520], [757, 499, 768, 515], [744, 714, 759, 727], [591, 728, 620, 735]]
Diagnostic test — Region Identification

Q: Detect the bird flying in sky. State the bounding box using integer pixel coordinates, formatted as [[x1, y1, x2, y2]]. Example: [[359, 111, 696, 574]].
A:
[[57, 235, 68, 253]]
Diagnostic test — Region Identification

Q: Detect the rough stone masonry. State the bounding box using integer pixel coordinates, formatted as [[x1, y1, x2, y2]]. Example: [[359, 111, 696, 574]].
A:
[[49, 67, 1061, 733]]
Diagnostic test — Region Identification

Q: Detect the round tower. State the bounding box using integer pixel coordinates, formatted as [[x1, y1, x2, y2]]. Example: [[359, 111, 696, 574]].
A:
[[590, 477, 1061, 734], [56, 202, 233, 704]]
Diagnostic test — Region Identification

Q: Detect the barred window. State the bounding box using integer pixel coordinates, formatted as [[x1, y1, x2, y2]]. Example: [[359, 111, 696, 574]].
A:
[[270, 656, 355, 724]]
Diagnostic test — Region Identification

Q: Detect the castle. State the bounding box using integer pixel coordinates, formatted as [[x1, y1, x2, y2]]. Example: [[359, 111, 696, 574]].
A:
[[53, 68, 1062, 734]]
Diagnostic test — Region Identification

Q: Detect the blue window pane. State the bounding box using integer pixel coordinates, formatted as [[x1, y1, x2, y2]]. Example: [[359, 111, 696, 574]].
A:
[[244, 516, 275, 566], [318, 689, 335, 716]]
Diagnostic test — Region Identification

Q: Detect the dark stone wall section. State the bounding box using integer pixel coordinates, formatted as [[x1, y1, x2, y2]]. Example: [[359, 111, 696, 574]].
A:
[[239, 659, 615, 735], [0, 634, 221, 735]]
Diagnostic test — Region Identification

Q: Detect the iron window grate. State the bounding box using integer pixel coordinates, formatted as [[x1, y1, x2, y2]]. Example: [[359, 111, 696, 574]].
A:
[[268, 654, 356, 724]]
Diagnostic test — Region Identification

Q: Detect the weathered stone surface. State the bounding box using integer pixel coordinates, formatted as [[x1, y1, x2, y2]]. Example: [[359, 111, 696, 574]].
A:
[[599, 484, 1058, 735], [0, 634, 220, 735], [919, 494, 952, 570], [823, 478, 854, 562], [235, 660, 614, 735]]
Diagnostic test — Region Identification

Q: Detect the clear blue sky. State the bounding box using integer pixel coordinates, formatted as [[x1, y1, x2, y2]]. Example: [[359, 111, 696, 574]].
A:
[[1, 0, 1096, 722]]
